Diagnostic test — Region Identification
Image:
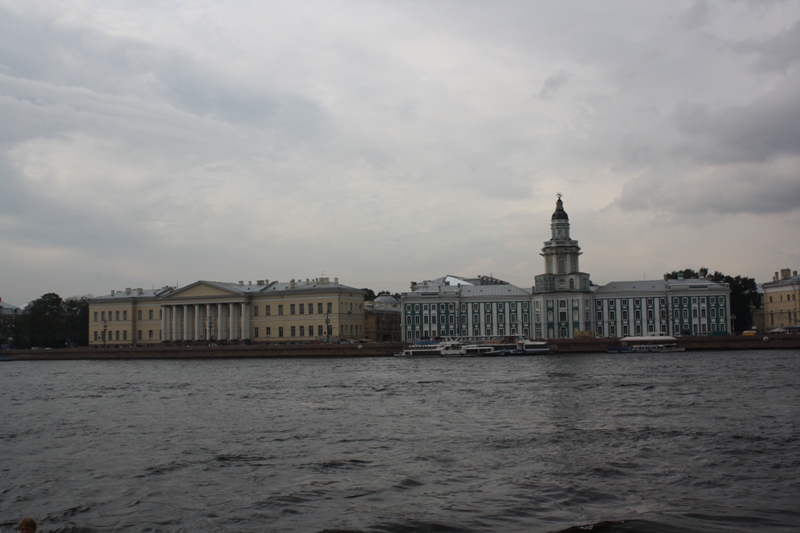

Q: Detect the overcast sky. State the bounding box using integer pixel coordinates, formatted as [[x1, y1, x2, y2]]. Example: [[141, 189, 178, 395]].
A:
[[2, 0, 799, 306]]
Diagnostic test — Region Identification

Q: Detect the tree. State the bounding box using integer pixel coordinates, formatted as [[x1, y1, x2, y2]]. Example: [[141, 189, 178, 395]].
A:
[[664, 268, 760, 332], [361, 288, 377, 301], [19, 293, 91, 348]]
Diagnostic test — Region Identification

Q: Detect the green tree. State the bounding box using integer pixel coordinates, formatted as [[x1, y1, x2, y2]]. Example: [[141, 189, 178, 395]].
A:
[[63, 296, 90, 347], [361, 288, 377, 301], [24, 292, 65, 348], [664, 268, 760, 332]]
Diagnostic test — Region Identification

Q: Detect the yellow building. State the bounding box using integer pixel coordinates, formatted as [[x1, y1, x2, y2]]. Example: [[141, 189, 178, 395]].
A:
[[762, 268, 800, 331], [88, 278, 366, 346]]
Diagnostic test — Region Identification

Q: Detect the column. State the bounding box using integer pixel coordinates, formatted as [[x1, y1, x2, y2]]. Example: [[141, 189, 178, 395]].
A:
[[217, 303, 225, 340], [241, 302, 249, 340], [172, 305, 179, 342], [161, 306, 168, 341], [205, 304, 212, 341], [194, 304, 202, 341], [229, 303, 237, 340]]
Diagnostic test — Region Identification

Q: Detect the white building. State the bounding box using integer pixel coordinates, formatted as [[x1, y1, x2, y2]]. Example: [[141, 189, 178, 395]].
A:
[[401, 195, 731, 340]]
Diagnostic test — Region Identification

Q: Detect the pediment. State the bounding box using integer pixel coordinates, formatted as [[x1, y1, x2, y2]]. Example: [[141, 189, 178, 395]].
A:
[[163, 281, 241, 300]]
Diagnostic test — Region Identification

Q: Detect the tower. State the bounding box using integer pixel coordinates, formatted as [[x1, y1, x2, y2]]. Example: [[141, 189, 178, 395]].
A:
[[533, 194, 593, 338]]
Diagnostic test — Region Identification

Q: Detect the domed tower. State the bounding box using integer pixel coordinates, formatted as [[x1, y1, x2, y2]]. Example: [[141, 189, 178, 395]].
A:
[[533, 194, 593, 338]]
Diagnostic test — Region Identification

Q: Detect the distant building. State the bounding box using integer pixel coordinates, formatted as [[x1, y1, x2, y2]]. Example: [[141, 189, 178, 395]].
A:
[[88, 278, 366, 346], [762, 269, 800, 330], [364, 294, 402, 341], [1, 297, 22, 348], [401, 195, 732, 340]]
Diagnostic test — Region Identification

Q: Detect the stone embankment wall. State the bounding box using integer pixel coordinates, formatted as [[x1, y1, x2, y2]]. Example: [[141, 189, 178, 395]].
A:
[[7, 342, 405, 360], [5, 336, 800, 360]]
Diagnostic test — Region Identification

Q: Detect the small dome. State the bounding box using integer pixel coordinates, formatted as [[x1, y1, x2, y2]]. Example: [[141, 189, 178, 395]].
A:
[[551, 196, 569, 221], [374, 294, 398, 304]]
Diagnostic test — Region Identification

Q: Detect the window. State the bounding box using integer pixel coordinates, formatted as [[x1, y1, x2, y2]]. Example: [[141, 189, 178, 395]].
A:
[[622, 310, 628, 320], [486, 314, 492, 323], [327, 303, 332, 313], [660, 298, 666, 306], [423, 304, 428, 311], [149, 309, 154, 319], [693, 309, 698, 318], [137, 310, 142, 320], [609, 300, 615, 308], [279, 327, 284, 337], [701, 297, 706, 304], [596, 300, 602, 308], [254, 306, 259, 317], [318, 325, 323, 336], [622, 299, 628, 308], [648, 309, 654, 320], [609, 310, 616, 320], [254, 327, 259, 338], [647, 298, 653, 307], [265, 305, 271, 316], [299, 326, 304, 336], [137, 330, 142, 340], [115, 330, 120, 340], [94, 312, 98, 321], [116, 311, 120, 320], [701, 308, 707, 318], [635, 310, 641, 320], [498, 313, 504, 323], [299, 304, 304, 315], [473, 303, 479, 311], [290, 304, 296, 315], [559, 300, 566, 308], [318, 303, 324, 314], [473, 314, 479, 324], [148, 330, 153, 339], [597, 310, 602, 321], [278, 305, 284, 315], [634, 299, 640, 307], [559, 311, 567, 321]]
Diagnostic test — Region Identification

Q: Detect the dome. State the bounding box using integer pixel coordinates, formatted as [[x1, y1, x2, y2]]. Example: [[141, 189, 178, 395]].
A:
[[374, 294, 398, 304], [551, 196, 569, 221]]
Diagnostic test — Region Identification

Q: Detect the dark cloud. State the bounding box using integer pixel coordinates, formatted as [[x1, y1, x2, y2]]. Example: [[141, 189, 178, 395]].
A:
[[538, 70, 570, 100], [673, 72, 800, 163], [733, 19, 800, 73]]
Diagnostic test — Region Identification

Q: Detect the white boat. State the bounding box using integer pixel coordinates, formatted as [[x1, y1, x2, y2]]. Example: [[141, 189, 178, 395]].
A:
[[609, 336, 685, 354], [500, 340, 553, 355], [395, 341, 470, 357]]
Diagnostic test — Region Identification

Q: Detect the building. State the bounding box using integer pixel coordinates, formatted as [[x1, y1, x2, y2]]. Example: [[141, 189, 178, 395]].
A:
[[594, 278, 731, 337], [364, 294, 402, 341], [1, 297, 22, 348], [762, 269, 800, 330], [88, 277, 366, 346], [400, 195, 731, 340]]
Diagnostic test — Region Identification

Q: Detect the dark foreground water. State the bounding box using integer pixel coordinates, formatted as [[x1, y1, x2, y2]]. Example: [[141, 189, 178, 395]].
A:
[[2, 350, 799, 533]]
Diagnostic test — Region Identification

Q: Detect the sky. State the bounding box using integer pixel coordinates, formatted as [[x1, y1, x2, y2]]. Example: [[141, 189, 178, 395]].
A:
[[2, 0, 799, 307]]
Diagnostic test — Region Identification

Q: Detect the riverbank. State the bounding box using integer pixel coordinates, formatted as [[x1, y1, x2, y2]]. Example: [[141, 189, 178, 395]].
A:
[[4, 334, 800, 360]]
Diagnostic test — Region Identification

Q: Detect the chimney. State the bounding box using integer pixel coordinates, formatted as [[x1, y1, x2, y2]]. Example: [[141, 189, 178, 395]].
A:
[[137, 288, 143, 295], [334, 277, 339, 284], [239, 281, 243, 285], [290, 280, 295, 288], [248, 281, 252, 285], [774, 272, 779, 281], [781, 268, 791, 280], [111, 290, 115, 295], [126, 288, 131, 294]]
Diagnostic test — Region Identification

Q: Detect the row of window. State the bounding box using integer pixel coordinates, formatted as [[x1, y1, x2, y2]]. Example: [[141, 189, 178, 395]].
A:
[[93, 329, 161, 341], [252, 302, 335, 316], [596, 296, 726, 309], [597, 321, 728, 337]]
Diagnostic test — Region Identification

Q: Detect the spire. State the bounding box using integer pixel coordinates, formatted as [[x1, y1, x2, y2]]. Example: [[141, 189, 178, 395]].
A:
[[551, 193, 569, 221]]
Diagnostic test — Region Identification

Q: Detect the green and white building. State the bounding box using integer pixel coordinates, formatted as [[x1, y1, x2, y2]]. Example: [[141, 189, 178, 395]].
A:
[[401, 195, 731, 341]]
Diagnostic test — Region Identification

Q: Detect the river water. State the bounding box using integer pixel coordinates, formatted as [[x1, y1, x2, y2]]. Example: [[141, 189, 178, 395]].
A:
[[2, 350, 799, 533]]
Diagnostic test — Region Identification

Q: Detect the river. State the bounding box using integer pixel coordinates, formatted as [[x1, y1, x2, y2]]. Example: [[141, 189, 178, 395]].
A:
[[2, 349, 799, 532]]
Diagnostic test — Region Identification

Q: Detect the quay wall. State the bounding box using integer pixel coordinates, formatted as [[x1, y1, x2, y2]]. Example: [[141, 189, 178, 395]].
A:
[[4, 335, 800, 361]]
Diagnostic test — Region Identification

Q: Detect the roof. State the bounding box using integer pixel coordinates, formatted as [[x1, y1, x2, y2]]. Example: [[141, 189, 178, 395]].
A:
[[595, 280, 666, 294], [405, 276, 531, 299], [762, 274, 800, 289], [1, 300, 21, 315]]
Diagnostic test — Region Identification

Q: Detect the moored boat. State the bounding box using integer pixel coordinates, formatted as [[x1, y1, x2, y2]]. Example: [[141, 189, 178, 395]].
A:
[[608, 336, 685, 354]]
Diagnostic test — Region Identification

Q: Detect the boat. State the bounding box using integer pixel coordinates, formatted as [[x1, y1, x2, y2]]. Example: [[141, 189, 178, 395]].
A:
[[395, 340, 471, 357], [607, 336, 685, 354], [499, 340, 553, 355]]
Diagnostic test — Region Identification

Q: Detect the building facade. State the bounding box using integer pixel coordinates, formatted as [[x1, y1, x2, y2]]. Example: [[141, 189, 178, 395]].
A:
[[762, 268, 800, 330], [88, 278, 366, 346], [364, 295, 402, 342], [400, 196, 731, 341]]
